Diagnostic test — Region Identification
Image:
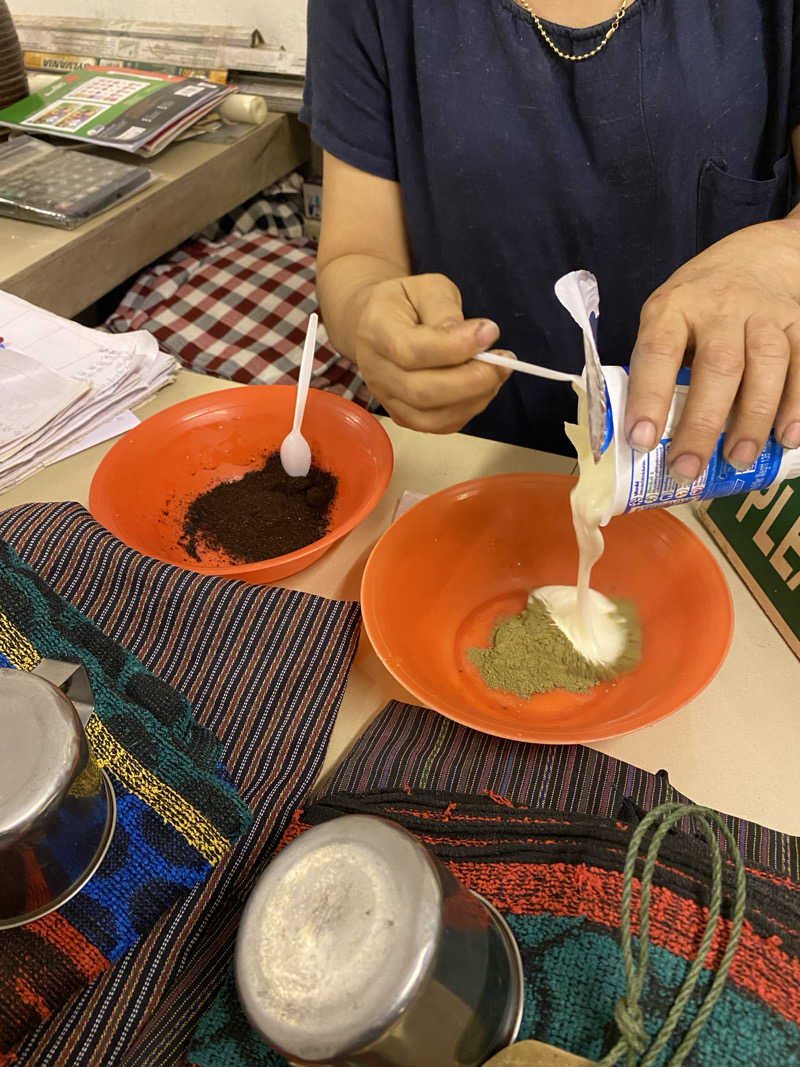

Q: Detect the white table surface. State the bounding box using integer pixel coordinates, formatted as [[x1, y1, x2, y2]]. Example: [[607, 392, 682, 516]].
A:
[[2, 371, 798, 835]]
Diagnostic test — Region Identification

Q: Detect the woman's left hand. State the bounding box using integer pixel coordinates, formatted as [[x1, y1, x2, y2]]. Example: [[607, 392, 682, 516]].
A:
[[625, 217, 800, 482]]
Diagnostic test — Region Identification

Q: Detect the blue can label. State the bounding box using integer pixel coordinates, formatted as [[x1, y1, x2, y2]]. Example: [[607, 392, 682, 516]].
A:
[[624, 431, 783, 512], [604, 366, 784, 512]]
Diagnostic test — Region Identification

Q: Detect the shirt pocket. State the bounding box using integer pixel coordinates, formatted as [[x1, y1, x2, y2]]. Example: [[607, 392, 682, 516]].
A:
[[696, 152, 793, 254]]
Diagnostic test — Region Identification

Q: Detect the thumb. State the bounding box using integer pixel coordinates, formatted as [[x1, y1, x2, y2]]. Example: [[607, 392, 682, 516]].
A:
[[400, 273, 501, 364]]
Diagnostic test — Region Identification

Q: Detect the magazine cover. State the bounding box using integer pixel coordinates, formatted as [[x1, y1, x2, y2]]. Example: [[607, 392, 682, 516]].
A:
[[0, 66, 235, 153]]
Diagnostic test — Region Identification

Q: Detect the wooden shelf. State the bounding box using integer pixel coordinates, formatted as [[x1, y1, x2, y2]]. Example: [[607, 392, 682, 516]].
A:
[[0, 113, 309, 317]]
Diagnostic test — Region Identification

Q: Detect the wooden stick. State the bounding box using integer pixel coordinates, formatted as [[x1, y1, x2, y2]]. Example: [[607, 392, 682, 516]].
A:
[[483, 1039, 597, 1065]]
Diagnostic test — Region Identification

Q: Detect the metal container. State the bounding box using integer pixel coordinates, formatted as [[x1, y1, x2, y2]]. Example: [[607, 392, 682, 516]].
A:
[[235, 813, 524, 1067], [0, 664, 115, 928]]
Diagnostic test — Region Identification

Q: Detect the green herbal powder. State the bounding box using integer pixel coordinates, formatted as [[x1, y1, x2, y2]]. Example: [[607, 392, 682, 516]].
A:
[[468, 595, 642, 698]]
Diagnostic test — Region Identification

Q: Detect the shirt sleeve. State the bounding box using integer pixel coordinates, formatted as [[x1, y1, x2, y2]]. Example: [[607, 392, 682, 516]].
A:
[[300, 0, 398, 182]]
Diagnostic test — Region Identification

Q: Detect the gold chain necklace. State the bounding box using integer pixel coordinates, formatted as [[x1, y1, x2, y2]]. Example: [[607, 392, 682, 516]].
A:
[[515, 0, 630, 61]]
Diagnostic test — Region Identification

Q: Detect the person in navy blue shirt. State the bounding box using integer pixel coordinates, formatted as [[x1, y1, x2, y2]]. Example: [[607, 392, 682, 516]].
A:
[[301, 0, 800, 478]]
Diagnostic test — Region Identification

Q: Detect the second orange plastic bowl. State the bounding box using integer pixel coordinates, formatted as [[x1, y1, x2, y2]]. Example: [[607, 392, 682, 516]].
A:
[[361, 473, 733, 744], [89, 385, 394, 582]]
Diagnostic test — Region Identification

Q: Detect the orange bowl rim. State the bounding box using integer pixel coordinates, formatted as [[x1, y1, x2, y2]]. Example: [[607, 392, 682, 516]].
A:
[[360, 471, 734, 744], [88, 385, 394, 577]]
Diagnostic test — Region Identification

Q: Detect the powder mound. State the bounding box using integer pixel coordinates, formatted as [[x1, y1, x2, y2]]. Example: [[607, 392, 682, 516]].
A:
[[467, 595, 641, 698], [179, 451, 338, 564]]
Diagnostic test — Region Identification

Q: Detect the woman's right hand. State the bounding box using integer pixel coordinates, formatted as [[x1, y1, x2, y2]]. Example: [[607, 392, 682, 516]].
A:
[[316, 153, 512, 432], [352, 272, 512, 434]]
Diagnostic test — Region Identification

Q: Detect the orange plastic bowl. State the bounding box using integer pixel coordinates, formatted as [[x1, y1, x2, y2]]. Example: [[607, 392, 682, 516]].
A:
[[89, 385, 393, 582], [361, 473, 733, 743]]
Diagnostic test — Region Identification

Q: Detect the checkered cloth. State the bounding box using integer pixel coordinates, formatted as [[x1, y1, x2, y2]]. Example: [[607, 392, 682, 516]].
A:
[[104, 178, 371, 406], [200, 175, 306, 243]]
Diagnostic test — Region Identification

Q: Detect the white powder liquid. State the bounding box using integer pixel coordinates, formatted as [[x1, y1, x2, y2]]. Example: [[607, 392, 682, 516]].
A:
[[529, 386, 627, 666]]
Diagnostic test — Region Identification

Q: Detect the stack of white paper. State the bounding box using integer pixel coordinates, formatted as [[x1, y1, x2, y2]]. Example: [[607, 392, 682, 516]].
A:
[[0, 290, 178, 492]]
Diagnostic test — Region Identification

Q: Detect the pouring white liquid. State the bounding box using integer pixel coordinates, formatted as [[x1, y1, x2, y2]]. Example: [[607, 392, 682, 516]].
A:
[[529, 385, 628, 667]]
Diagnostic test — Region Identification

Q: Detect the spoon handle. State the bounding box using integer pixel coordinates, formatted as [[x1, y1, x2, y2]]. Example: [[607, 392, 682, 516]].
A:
[[293, 312, 319, 432], [475, 351, 580, 385]]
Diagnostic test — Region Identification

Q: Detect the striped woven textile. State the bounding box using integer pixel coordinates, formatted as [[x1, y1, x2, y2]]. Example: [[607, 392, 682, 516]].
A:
[[189, 793, 800, 1067], [0, 502, 361, 1066], [321, 700, 800, 881], [0, 539, 251, 1058]]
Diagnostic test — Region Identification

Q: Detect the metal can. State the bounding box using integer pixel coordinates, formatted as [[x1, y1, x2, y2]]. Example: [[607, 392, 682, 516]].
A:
[[0, 667, 115, 928], [235, 813, 524, 1066]]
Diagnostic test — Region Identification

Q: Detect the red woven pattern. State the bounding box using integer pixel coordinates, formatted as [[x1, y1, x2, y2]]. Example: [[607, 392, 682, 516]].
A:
[[0, 911, 108, 1059], [453, 859, 800, 1026], [281, 798, 800, 1029]]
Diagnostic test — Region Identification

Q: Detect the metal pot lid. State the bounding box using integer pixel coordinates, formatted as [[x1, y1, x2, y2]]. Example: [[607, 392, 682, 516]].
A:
[[235, 813, 443, 1063], [0, 669, 83, 847]]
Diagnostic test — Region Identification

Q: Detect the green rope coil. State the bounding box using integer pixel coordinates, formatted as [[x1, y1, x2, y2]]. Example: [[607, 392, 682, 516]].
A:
[[598, 802, 747, 1067]]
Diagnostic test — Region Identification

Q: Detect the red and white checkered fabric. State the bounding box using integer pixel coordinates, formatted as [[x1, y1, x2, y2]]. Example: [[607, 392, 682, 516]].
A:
[[104, 231, 371, 405]]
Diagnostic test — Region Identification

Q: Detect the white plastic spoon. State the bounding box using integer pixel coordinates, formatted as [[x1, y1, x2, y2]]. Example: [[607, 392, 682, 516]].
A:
[[475, 350, 580, 384], [279, 312, 318, 477]]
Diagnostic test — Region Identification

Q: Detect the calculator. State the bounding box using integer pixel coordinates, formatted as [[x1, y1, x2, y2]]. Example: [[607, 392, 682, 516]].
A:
[[0, 135, 152, 228]]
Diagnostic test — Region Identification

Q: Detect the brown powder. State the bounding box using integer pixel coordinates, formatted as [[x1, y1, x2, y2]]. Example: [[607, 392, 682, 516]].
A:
[[179, 451, 337, 564], [467, 595, 641, 698]]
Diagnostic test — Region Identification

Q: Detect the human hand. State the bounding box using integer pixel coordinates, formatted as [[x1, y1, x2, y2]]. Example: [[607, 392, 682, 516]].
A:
[[352, 272, 512, 433], [625, 219, 800, 482]]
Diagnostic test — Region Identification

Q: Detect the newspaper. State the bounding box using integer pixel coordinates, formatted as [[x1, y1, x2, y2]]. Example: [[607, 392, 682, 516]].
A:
[[0, 66, 237, 156]]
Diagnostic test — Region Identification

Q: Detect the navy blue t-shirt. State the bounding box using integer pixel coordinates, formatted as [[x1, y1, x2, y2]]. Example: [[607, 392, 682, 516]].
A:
[[301, 0, 799, 454]]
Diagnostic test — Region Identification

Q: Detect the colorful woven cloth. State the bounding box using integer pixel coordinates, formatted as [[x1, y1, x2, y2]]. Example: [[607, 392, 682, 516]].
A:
[[0, 538, 251, 1057], [188, 700, 800, 1067], [0, 502, 361, 1066], [190, 792, 800, 1067]]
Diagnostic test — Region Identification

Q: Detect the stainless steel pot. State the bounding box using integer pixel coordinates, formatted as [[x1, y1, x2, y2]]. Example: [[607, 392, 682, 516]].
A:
[[0, 661, 115, 928], [235, 813, 524, 1067]]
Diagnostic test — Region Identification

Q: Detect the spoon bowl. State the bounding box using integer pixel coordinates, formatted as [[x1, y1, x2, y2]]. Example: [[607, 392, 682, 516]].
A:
[[279, 430, 312, 478]]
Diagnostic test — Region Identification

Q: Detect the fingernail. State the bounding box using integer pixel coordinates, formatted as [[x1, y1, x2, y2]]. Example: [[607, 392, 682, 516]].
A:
[[628, 419, 657, 452], [781, 422, 800, 449], [669, 453, 702, 485], [474, 320, 500, 348], [727, 439, 758, 472]]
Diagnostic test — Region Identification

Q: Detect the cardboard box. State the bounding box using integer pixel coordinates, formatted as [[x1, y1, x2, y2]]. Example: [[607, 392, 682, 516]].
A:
[[696, 479, 800, 658]]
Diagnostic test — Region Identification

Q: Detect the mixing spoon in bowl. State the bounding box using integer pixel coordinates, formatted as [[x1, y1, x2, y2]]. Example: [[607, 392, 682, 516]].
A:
[[280, 312, 318, 477]]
